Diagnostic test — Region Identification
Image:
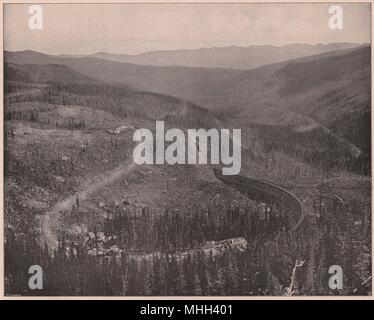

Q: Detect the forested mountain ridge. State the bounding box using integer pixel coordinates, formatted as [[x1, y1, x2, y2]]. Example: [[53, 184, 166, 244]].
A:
[[5, 63, 101, 84]]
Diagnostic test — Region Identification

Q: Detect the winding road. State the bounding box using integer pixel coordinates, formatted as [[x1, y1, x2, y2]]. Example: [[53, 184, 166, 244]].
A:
[[40, 159, 136, 251]]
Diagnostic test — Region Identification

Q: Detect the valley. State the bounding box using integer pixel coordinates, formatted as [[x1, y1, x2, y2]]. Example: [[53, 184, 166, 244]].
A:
[[4, 44, 371, 296]]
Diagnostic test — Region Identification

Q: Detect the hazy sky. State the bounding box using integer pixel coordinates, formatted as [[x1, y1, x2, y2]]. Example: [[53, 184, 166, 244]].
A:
[[4, 3, 371, 55]]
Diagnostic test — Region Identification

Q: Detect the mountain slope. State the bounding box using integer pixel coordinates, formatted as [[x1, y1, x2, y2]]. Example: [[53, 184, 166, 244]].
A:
[[214, 46, 370, 120], [4, 62, 220, 130], [5, 63, 101, 84], [5, 50, 242, 100]]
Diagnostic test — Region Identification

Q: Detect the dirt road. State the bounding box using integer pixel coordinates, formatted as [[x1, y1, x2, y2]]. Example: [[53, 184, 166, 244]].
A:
[[40, 159, 136, 250]]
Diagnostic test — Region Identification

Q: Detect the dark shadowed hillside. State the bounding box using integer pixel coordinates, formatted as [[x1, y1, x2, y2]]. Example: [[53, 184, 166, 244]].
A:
[[5, 63, 101, 84], [274, 46, 370, 96]]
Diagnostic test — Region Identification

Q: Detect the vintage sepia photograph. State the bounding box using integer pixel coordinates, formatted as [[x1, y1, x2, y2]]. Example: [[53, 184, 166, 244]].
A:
[[2, 2, 372, 296]]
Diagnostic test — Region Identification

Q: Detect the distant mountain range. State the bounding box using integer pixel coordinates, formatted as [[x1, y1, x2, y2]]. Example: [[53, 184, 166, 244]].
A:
[[58, 43, 364, 70]]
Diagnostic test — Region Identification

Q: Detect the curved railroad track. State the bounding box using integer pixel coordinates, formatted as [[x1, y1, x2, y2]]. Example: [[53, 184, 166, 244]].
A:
[[213, 168, 306, 232], [90, 169, 307, 261]]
